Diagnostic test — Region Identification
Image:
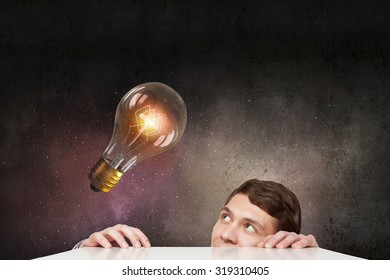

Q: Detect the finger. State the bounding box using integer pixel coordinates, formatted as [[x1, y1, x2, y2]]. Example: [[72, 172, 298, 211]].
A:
[[275, 234, 302, 249], [103, 227, 129, 248], [264, 231, 291, 248], [119, 226, 146, 248], [84, 232, 112, 248], [291, 238, 307, 249], [291, 234, 318, 249], [257, 241, 265, 248], [307, 234, 319, 247], [257, 234, 274, 248], [130, 227, 151, 248]]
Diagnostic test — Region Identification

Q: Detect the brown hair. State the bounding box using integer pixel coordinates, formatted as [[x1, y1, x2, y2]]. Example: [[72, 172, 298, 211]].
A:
[[224, 179, 301, 233]]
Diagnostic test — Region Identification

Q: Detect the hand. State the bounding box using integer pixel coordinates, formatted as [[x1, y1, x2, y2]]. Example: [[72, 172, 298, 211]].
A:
[[257, 231, 318, 249], [80, 224, 151, 249]]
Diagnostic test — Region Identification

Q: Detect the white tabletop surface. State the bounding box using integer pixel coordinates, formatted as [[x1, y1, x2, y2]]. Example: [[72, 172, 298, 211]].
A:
[[38, 247, 362, 260]]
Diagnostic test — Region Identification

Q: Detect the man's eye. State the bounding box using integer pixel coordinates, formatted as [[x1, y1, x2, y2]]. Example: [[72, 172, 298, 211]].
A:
[[245, 224, 256, 233], [221, 214, 231, 222]]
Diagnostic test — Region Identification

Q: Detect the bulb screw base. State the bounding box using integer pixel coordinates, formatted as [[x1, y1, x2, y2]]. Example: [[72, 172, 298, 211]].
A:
[[88, 158, 123, 192]]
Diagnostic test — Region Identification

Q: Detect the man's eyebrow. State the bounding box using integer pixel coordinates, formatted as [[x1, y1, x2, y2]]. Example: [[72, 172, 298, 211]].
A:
[[221, 206, 231, 214]]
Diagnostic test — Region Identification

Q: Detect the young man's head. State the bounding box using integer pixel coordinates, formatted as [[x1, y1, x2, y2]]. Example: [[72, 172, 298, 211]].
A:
[[211, 179, 301, 247]]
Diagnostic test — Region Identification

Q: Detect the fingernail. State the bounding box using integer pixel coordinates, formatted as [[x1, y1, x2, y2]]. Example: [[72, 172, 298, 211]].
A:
[[104, 243, 112, 248], [135, 241, 141, 248], [265, 243, 272, 248]]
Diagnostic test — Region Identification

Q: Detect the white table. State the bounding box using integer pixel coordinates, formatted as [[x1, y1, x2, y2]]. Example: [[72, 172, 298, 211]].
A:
[[38, 247, 362, 260]]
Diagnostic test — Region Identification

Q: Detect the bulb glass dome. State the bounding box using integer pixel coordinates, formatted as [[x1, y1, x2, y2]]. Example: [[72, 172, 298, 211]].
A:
[[88, 82, 187, 192]]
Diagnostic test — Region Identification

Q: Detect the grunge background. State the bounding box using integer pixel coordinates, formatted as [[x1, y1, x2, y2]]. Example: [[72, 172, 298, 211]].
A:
[[0, 0, 389, 259]]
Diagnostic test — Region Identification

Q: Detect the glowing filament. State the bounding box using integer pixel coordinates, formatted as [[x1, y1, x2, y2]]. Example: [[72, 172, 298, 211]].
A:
[[135, 105, 162, 136]]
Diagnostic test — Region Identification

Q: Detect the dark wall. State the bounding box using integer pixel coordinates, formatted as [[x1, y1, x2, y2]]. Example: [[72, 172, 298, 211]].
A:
[[0, 0, 389, 259]]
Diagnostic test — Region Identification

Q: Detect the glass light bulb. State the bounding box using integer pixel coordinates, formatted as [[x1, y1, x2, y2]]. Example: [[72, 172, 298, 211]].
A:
[[88, 82, 187, 192]]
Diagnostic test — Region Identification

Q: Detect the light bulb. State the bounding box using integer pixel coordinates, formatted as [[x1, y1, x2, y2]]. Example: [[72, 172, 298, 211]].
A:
[[88, 82, 187, 192]]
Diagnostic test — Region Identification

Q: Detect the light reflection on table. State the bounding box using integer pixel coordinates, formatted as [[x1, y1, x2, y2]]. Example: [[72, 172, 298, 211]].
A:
[[38, 247, 362, 260]]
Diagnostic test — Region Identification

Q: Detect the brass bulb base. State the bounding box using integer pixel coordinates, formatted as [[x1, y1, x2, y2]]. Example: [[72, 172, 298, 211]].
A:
[[88, 158, 123, 192]]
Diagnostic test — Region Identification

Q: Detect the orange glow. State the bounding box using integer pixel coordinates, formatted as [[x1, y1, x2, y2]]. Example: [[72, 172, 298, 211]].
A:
[[135, 105, 162, 136]]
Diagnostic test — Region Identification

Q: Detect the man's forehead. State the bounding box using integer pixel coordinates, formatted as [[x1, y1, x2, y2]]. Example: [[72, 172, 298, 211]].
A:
[[226, 193, 278, 226], [225, 194, 266, 218]]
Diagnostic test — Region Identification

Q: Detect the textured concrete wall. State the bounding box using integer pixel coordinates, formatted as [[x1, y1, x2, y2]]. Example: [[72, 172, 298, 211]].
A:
[[0, 1, 389, 259]]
